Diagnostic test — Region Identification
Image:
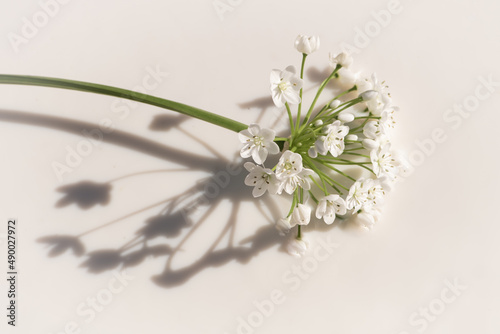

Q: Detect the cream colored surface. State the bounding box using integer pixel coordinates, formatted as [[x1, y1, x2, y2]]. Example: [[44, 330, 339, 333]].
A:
[[1, 0, 499, 333]]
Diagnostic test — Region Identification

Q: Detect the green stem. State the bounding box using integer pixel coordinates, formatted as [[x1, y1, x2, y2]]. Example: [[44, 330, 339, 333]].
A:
[[295, 53, 307, 131], [0, 74, 248, 133], [285, 102, 294, 135], [301, 64, 341, 129]]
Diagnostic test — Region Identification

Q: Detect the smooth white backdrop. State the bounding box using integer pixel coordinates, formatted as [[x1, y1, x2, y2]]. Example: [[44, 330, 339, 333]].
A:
[[1, 0, 499, 333]]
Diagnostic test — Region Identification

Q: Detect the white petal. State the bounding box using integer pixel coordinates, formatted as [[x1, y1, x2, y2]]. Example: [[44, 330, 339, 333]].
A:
[[267, 141, 280, 155], [252, 147, 267, 164], [270, 70, 281, 84], [247, 124, 261, 136]]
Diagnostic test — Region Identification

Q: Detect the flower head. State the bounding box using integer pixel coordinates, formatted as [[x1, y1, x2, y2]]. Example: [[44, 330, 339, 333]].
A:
[[294, 35, 320, 54], [238, 124, 280, 164], [270, 66, 303, 108], [316, 194, 347, 224]]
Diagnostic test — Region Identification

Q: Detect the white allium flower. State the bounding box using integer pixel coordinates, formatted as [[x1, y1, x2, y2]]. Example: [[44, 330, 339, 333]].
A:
[[365, 178, 385, 207], [275, 150, 314, 194], [270, 66, 303, 108], [239, 124, 280, 164], [329, 52, 353, 68], [362, 74, 392, 116], [379, 107, 397, 131], [354, 206, 381, 230], [275, 150, 303, 179], [363, 120, 388, 140], [277, 168, 314, 195], [276, 216, 293, 234], [345, 178, 370, 211], [315, 194, 347, 224], [243, 162, 280, 197], [370, 144, 399, 180], [315, 120, 349, 157], [291, 203, 312, 226], [334, 68, 359, 89], [294, 35, 320, 55], [286, 237, 309, 257]]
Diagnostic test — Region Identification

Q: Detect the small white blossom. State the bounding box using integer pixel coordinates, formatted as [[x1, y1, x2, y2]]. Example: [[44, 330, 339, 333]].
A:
[[275, 150, 303, 179], [337, 68, 359, 89], [370, 144, 399, 180], [365, 178, 385, 207], [315, 194, 347, 225], [276, 216, 292, 234], [329, 52, 353, 68], [315, 120, 349, 157], [294, 35, 320, 54], [354, 206, 381, 230], [238, 124, 280, 164], [243, 162, 280, 197], [286, 238, 309, 257], [270, 66, 303, 108], [275, 151, 314, 194], [363, 120, 388, 140], [277, 168, 314, 194], [291, 204, 312, 226], [361, 74, 392, 116], [345, 178, 371, 211]]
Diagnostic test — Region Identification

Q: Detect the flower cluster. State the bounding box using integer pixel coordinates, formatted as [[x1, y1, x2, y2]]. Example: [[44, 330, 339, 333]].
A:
[[238, 35, 404, 256]]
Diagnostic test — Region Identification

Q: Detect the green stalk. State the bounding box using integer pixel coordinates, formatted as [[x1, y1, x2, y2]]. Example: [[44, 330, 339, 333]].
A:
[[0, 74, 248, 133], [300, 64, 341, 130], [295, 53, 307, 131]]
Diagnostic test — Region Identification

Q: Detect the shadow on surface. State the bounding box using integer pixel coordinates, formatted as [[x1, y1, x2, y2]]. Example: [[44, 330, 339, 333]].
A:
[[0, 109, 292, 288]]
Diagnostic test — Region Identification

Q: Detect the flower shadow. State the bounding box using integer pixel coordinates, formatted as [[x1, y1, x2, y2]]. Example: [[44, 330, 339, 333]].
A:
[[0, 109, 291, 288]]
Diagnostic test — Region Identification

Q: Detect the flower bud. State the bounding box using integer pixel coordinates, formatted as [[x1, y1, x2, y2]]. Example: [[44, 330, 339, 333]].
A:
[[276, 217, 292, 235], [329, 52, 353, 68], [291, 204, 311, 226], [313, 120, 323, 127], [308, 146, 318, 158], [362, 138, 379, 149], [330, 99, 341, 109], [286, 237, 309, 257], [360, 90, 378, 101], [294, 35, 320, 55], [338, 113, 355, 123], [346, 134, 358, 141]]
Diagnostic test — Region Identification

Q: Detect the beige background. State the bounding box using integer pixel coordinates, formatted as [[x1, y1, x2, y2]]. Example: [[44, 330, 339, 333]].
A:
[[0, 0, 499, 333]]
